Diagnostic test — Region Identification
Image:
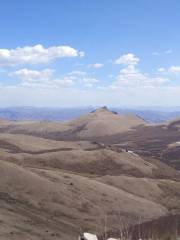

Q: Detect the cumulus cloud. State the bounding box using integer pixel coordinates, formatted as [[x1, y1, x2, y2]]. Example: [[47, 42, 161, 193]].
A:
[[158, 65, 180, 74], [21, 78, 75, 89], [110, 65, 169, 89], [0, 44, 84, 66], [108, 53, 170, 89], [10, 68, 75, 88], [88, 63, 104, 69], [115, 53, 139, 65], [9, 68, 54, 80], [9, 68, 99, 89], [169, 66, 180, 74]]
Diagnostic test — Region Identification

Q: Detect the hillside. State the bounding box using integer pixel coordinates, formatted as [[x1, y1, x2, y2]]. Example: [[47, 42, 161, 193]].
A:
[[0, 107, 146, 139], [0, 108, 180, 239]]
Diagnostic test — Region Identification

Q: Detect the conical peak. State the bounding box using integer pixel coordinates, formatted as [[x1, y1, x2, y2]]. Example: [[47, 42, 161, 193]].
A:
[[91, 106, 118, 115], [96, 106, 109, 112], [101, 106, 108, 110]]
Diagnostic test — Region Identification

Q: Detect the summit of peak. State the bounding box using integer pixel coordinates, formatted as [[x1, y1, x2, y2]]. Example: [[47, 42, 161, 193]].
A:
[[91, 106, 118, 114]]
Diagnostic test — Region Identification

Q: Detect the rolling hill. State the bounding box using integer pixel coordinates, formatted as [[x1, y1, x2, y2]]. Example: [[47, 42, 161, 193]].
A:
[[0, 107, 180, 239]]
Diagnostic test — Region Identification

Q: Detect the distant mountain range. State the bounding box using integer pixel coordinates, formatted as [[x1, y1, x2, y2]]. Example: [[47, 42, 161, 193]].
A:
[[0, 106, 180, 123], [0, 107, 180, 123]]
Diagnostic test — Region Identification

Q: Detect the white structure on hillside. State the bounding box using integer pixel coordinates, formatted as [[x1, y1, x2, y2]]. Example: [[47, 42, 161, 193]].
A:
[[79, 232, 98, 240]]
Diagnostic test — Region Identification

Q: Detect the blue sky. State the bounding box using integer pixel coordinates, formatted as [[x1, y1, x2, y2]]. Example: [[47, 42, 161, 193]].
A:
[[0, 0, 180, 107]]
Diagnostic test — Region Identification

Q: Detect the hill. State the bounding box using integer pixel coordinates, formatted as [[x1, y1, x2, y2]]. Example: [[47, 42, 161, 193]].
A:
[[0, 108, 180, 239], [0, 107, 146, 139]]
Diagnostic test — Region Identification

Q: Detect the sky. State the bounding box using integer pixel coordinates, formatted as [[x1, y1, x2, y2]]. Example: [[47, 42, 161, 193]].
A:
[[0, 0, 180, 107]]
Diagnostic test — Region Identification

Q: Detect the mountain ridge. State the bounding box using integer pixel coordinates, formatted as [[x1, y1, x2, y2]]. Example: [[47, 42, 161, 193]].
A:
[[0, 107, 180, 239]]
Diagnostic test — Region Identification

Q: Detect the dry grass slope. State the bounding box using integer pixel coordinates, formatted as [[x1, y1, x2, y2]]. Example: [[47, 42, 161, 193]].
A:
[[0, 108, 180, 239]]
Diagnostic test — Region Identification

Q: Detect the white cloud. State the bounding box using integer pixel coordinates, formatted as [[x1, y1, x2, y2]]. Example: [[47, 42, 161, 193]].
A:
[[9, 68, 54, 80], [110, 65, 169, 89], [20, 78, 75, 89], [109, 53, 170, 89], [9, 68, 99, 89], [158, 67, 166, 73], [68, 70, 87, 76], [0, 44, 84, 66], [81, 77, 99, 87], [68, 70, 99, 87], [115, 53, 139, 65], [88, 63, 104, 69], [9, 68, 75, 88], [169, 66, 180, 74], [3, 49, 179, 107], [158, 65, 180, 74]]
